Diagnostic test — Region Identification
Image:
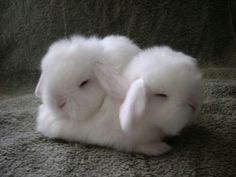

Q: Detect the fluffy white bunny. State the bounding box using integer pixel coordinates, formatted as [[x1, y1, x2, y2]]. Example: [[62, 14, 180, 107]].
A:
[[96, 46, 203, 155], [36, 35, 202, 155], [35, 35, 140, 120], [119, 46, 203, 137], [35, 35, 105, 121]]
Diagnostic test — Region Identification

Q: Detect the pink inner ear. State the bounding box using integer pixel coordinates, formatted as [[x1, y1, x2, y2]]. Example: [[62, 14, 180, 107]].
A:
[[119, 78, 147, 131]]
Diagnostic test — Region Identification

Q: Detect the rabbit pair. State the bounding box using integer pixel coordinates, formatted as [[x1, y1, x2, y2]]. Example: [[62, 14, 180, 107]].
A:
[[35, 35, 202, 155]]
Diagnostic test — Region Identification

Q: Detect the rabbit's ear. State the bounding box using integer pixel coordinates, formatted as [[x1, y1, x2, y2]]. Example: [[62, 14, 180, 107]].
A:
[[35, 73, 44, 98], [119, 78, 147, 131], [94, 63, 129, 99]]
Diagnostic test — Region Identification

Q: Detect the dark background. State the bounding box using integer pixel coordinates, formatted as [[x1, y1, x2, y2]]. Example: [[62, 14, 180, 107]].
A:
[[1, 0, 236, 86]]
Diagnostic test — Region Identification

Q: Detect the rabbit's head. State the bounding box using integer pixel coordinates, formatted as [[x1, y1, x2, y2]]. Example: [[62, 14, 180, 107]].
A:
[[119, 46, 203, 135], [35, 36, 108, 120]]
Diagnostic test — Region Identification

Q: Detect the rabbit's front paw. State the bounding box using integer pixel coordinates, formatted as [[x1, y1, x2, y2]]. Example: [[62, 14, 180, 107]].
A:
[[135, 142, 171, 156], [36, 108, 62, 138]]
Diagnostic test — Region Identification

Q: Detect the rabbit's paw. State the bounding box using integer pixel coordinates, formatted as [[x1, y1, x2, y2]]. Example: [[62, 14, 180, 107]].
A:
[[36, 108, 62, 138], [135, 142, 171, 156]]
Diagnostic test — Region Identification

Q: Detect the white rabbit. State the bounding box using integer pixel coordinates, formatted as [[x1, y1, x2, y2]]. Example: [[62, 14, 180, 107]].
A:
[[119, 46, 203, 137], [35, 35, 105, 121], [35, 35, 141, 120], [96, 46, 203, 155]]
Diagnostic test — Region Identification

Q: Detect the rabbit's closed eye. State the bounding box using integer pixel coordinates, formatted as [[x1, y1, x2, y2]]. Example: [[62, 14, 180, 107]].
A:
[[154, 93, 167, 98], [79, 80, 89, 88]]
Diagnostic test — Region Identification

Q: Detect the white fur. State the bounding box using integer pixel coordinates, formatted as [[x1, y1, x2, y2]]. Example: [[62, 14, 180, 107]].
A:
[[120, 46, 203, 136], [37, 35, 165, 155], [101, 35, 141, 72], [36, 35, 106, 121], [35, 36, 202, 156], [119, 78, 147, 131], [35, 34, 140, 120], [37, 97, 168, 155]]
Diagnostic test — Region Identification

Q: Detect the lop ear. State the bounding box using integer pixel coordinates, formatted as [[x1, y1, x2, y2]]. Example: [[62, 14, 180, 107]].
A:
[[35, 73, 44, 98], [94, 63, 129, 99], [119, 78, 147, 131]]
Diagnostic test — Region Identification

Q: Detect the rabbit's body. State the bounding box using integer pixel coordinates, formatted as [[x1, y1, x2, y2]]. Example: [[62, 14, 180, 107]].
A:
[[36, 35, 202, 156], [36, 35, 168, 155], [37, 97, 168, 155]]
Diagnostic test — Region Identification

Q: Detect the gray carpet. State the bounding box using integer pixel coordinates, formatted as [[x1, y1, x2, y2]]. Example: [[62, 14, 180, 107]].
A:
[[0, 80, 235, 177]]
